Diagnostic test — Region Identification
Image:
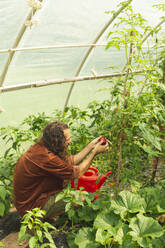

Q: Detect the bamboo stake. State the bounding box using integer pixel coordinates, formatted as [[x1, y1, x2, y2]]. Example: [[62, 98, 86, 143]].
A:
[[115, 31, 134, 187], [0, 0, 44, 87], [0, 71, 143, 93], [116, 136, 122, 188], [0, 43, 163, 54], [0, 44, 106, 53], [63, 0, 133, 112], [123, 31, 134, 99], [163, 58, 165, 85], [142, 19, 165, 44], [150, 157, 159, 185], [150, 59, 165, 185]]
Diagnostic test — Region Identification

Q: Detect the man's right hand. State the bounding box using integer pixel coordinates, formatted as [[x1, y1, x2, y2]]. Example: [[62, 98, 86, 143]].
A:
[[93, 140, 109, 154]]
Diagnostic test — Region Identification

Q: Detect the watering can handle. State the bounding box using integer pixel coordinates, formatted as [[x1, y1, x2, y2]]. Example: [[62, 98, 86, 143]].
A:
[[71, 180, 75, 189], [88, 166, 98, 173]]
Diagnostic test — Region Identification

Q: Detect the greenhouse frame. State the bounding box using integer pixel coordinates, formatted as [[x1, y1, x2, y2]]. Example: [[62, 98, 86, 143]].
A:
[[0, 1, 165, 247]]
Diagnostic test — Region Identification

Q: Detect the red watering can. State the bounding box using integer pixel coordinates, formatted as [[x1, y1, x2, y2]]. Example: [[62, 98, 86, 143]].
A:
[[71, 166, 112, 200]]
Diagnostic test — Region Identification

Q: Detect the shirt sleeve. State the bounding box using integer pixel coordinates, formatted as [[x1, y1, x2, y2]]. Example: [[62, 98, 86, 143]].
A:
[[41, 153, 80, 180]]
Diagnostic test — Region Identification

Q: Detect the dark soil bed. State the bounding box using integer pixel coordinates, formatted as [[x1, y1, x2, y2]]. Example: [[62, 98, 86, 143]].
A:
[[0, 211, 21, 240]]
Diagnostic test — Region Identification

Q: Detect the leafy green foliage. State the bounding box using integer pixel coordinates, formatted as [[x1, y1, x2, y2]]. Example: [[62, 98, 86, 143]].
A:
[[63, 182, 165, 248], [111, 191, 146, 220], [129, 214, 164, 247], [18, 208, 57, 248], [139, 182, 165, 214], [0, 155, 18, 216], [74, 228, 100, 248]]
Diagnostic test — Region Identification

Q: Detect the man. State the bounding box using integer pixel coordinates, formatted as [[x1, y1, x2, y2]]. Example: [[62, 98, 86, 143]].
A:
[[13, 121, 109, 218]]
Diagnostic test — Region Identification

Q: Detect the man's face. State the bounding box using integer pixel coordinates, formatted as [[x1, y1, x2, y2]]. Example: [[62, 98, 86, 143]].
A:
[[64, 128, 71, 147]]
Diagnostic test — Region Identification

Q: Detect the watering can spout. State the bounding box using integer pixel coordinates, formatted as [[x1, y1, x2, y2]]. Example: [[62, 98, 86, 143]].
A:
[[96, 171, 112, 189]]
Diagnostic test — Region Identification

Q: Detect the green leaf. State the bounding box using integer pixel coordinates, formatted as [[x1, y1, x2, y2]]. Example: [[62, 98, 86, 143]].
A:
[[95, 228, 111, 245], [129, 180, 141, 193], [151, 232, 165, 248], [129, 214, 164, 247], [119, 239, 139, 248], [139, 187, 163, 213], [0, 202, 5, 216], [92, 196, 109, 210], [140, 186, 165, 213], [43, 222, 56, 231], [139, 122, 162, 151], [4, 147, 12, 158], [0, 181, 4, 187], [36, 229, 42, 242], [28, 222, 33, 230], [74, 227, 99, 248], [18, 225, 27, 243], [115, 224, 130, 245], [94, 211, 129, 245], [67, 233, 78, 248], [35, 208, 46, 218], [55, 192, 65, 202], [157, 201, 165, 213], [68, 209, 75, 219], [65, 202, 71, 212], [77, 206, 96, 222], [4, 179, 11, 186], [94, 210, 120, 230], [0, 186, 7, 201], [111, 191, 145, 219], [41, 243, 57, 248], [29, 236, 38, 248], [44, 231, 55, 244]]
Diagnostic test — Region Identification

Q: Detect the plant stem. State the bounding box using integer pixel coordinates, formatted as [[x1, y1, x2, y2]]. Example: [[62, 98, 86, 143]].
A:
[[150, 157, 159, 185], [163, 58, 165, 84], [116, 136, 122, 188], [115, 31, 134, 188], [123, 30, 134, 104]]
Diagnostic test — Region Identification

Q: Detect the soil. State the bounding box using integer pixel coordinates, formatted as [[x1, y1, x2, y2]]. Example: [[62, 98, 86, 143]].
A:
[[0, 209, 69, 248]]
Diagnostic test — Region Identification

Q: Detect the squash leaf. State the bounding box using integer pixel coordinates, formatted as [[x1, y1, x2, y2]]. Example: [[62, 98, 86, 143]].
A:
[[74, 227, 99, 248], [94, 211, 130, 245], [94, 210, 120, 230], [129, 214, 164, 247], [111, 191, 145, 219]]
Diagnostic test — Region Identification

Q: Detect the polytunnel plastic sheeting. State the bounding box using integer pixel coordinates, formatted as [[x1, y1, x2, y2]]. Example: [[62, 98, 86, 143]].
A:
[[0, 0, 164, 127]]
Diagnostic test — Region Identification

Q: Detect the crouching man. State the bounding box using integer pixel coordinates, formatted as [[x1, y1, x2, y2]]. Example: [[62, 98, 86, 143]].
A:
[[13, 121, 109, 218]]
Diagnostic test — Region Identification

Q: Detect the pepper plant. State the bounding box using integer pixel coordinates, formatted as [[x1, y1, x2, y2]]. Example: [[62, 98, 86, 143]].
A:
[[18, 208, 57, 248]]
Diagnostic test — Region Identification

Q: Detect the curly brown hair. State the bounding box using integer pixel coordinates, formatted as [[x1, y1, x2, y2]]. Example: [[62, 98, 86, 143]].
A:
[[42, 121, 69, 159]]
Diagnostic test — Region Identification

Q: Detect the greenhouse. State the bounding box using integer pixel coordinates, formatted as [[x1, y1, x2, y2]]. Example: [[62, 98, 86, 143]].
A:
[[0, 0, 165, 247]]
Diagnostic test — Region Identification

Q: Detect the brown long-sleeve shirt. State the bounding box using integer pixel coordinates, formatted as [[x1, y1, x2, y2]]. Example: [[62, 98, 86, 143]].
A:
[[13, 140, 80, 217]]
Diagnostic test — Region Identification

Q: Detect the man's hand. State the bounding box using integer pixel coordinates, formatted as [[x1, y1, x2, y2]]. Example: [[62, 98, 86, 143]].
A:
[[74, 136, 109, 165], [89, 136, 102, 149], [93, 140, 109, 154], [76, 137, 109, 177]]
